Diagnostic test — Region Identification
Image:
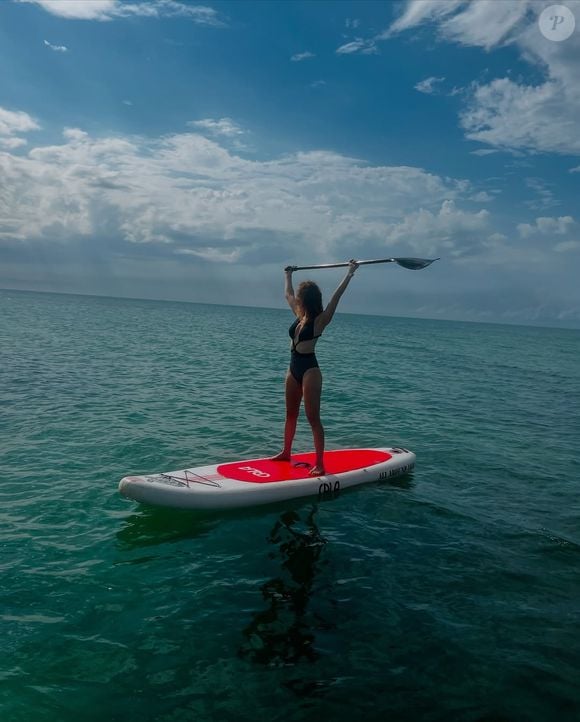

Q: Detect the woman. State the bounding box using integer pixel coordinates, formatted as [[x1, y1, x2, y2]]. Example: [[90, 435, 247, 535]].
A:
[[272, 260, 359, 476]]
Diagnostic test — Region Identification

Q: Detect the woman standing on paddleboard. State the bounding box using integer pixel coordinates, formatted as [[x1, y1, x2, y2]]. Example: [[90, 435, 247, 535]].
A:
[[272, 260, 359, 476]]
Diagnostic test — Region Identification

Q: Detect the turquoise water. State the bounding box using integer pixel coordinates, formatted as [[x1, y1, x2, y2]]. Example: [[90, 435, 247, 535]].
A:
[[1, 289, 579, 722]]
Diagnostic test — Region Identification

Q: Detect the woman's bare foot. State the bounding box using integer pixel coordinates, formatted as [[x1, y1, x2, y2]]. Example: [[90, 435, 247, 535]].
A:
[[270, 452, 290, 462], [308, 465, 325, 476]]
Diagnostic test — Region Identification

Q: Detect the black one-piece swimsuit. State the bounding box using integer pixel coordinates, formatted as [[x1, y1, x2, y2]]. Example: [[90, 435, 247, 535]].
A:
[[288, 317, 321, 385]]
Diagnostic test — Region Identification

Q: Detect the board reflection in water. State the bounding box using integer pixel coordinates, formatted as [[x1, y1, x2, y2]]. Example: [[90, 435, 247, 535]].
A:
[[239, 507, 336, 666]]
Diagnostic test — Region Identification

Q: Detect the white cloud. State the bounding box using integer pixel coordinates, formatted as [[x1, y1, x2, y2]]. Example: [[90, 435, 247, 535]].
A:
[[0, 116, 487, 264], [517, 215, 575, 238], [19, 0, 118, 19], [0, 107, 40, 136], [470, 148, 498, 156], [524, 177, 560, 211], [336, 38, 378, 55], [345, 19, 360, 30], [176, 246, 241, 263], [385, 0, 464, 38], [486, 232, 507, 245], [415, 76, 446, 95], [188, 118, 250, 152], [0, 137, 28, 149], [2, 111, 578, 324], [460, 76, 580, 156], [44, 39, 68, 52], [290, 51, 315, 62], [18, 0, 224, 25], [0, 106, 40, 151], [570, 166, 580, 173], [470, 191, 494, 202], [188, 117, 245, 138], [554, 240, 580, 253], [440, 1, 526, 50], [387, 0, 580, 157], [386, 0, 529, 49], [63, 128, 90, 142], [384, 199, 490, 257]]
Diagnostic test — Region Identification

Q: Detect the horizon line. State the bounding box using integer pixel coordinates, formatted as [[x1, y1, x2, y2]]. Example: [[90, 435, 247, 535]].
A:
[[2, 285, 579, 333]]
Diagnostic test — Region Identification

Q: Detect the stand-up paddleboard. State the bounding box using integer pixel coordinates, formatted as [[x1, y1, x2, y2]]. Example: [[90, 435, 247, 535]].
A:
[[118, 447, 415, 510]]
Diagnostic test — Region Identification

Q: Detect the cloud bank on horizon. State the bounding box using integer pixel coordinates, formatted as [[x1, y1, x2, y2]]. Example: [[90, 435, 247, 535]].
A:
[[1, 0, 579, 326]]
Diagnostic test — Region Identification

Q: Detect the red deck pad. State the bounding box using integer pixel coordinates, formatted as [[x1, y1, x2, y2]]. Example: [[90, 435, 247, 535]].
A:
[[217, 449, 392, 483]]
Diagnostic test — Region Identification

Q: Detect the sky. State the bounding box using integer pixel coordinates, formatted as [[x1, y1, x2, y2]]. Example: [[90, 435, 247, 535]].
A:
[[0, 0, 579, 327]]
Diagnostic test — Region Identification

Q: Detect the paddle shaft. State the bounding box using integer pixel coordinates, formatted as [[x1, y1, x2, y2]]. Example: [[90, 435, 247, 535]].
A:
[[290, 257, 439, 271]]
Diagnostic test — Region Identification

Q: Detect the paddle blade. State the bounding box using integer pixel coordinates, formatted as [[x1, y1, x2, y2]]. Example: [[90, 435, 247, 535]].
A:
[[394, 257, 439, 270]]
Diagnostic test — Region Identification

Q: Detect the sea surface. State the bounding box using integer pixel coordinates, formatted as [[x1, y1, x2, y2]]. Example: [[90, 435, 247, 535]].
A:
[[1, 289, 579, 722]]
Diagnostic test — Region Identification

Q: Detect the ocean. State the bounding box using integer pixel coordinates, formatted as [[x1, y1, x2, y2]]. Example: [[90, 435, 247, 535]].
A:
[[1, 288, 579, 721]]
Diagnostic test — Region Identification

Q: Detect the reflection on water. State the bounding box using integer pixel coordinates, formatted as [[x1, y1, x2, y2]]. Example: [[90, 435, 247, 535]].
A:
[[239, 507, 333, 667], [116, 506, 220, 549]]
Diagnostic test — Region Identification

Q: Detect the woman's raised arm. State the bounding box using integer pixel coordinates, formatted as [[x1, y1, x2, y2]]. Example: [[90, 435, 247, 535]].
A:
[[317, 260, 358, 328], [284, 266, 298, 314]]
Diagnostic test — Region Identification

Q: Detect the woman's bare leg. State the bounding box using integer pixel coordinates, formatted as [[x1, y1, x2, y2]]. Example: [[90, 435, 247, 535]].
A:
[[302, 368, 324, 475], [271, 370, 302, 461]]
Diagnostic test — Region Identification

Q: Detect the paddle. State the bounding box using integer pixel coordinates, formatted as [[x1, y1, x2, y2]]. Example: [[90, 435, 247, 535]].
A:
[[287, 257, 439, 272]]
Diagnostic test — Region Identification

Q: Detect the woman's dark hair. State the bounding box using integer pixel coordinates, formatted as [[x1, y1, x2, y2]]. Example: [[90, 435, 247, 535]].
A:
[[296, 280, 323, 319]]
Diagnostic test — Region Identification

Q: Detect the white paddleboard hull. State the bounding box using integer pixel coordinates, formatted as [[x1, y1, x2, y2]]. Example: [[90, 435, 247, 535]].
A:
[[118, 447, 416, 510]]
